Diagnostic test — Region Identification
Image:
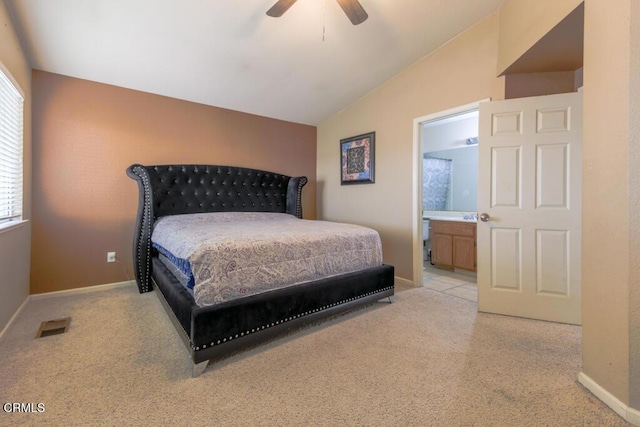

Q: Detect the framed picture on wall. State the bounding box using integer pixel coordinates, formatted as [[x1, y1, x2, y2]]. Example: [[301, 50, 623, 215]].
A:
[[340, 131, 375, 185]]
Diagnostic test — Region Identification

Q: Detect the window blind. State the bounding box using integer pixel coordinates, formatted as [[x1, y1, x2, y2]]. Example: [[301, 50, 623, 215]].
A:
[[0, 67, 24, 224]]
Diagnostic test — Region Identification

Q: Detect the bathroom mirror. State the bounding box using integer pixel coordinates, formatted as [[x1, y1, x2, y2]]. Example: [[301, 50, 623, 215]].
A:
[[421, 110, 479, 212]]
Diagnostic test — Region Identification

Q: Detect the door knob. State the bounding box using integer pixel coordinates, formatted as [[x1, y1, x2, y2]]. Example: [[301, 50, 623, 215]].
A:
[[479, 213, 490, 222]]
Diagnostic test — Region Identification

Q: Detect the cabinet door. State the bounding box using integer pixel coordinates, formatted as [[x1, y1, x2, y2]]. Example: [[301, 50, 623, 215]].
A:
[[432, 233, 453, 266], [453, 235, 476, 271]]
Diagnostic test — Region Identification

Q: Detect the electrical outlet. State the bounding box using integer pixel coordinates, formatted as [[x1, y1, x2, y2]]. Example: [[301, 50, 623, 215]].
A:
[[107, 252, 116, 263]]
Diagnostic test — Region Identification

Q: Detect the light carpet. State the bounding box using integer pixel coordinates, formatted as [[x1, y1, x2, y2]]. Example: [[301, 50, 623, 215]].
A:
[[0, 284, 630, 426]]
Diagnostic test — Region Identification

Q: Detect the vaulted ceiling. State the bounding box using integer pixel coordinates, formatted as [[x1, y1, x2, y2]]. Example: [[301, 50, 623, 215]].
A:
[[6, 0, 505, 125]]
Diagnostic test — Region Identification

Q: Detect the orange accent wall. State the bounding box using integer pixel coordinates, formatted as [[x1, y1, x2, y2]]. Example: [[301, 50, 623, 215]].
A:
[[31, 70, 317, 294]]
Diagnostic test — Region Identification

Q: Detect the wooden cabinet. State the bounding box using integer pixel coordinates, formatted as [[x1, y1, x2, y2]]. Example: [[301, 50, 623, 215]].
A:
[[431, 220, 476, 272]]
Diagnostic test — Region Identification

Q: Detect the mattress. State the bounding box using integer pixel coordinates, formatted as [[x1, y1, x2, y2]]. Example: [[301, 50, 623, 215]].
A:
[[151, 212, 383, 306]]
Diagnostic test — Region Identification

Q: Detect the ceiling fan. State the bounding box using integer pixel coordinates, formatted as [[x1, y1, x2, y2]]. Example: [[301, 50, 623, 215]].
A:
[[267, 0, 368, 25]]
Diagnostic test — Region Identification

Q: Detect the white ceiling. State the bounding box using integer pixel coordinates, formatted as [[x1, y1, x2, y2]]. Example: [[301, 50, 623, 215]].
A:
[[5, 0, 504, 125]]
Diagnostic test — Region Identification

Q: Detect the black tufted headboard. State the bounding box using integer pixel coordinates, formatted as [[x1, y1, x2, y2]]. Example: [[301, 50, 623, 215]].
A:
[[126, 164, 308, 293]]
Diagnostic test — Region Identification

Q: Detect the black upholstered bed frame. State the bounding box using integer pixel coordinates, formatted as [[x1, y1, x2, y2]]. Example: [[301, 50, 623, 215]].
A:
[[127, 164, 395, 376]]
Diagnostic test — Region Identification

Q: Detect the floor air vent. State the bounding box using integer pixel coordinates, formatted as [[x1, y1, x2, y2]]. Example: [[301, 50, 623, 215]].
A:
[[36, 317, 71, 338]]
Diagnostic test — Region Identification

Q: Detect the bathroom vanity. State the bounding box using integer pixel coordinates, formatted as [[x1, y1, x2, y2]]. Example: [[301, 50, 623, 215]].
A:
[[430, 219, 476, 272]]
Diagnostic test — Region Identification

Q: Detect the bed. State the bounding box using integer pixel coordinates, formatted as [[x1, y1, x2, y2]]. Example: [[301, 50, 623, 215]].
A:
[[127, 164, 395, 376]]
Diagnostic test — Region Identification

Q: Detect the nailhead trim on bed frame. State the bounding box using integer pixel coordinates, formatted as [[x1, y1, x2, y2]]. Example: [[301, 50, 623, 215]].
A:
[[128, 164, 394, 373], [131, 165, 152, 292], [192, 286, 394, 351], [294, 177, 307, 218], [126, 164, 307, 294]]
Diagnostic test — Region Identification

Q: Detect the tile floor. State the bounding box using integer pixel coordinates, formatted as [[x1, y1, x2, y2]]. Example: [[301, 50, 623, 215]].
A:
[[423, 261, 478, 303]]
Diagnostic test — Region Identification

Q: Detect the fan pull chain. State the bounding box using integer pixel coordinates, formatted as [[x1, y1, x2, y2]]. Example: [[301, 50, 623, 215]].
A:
[[322, 0, 326, 42]]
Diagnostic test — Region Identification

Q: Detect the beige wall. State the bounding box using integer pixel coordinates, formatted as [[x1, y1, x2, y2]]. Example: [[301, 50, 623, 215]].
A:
[[0, 2, 32, 331], [583, 0, 640, 413], [582, 0, 630, 404], [31, 71, 317, 294], [317, 13, 504, 282], [630, 0, 640, 410], [497, 0, 583, 75]]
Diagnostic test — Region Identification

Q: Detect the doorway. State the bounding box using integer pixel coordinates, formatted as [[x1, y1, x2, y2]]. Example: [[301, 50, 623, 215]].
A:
[[413, 101, 485, 302]]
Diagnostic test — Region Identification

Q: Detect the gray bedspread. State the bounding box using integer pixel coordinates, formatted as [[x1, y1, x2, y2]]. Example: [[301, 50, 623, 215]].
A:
[[151, 212, 383, 306]]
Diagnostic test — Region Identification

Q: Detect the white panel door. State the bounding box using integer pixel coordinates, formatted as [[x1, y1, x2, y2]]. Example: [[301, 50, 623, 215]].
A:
[[477, 92, 582, 325]]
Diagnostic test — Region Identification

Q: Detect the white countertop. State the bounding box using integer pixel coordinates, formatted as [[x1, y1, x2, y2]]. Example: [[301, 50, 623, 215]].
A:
[[423, 216, 477, 223]]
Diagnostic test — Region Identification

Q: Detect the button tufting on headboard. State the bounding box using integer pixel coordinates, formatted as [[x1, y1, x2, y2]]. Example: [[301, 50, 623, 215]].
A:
[[126, 164, 307, 294], [145, 164, 294, 219]]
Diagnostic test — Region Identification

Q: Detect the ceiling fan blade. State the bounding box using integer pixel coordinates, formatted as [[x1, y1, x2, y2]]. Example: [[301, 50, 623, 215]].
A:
[[335, 0, 368, 25], [266, 0, 299, 17]]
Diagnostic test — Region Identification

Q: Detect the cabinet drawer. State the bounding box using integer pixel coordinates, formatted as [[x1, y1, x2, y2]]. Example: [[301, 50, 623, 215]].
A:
[[430, 220, 476, 237]]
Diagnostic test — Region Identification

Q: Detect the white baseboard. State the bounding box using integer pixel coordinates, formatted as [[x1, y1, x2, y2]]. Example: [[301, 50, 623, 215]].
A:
[[578, 372, 640, 426], [394, 276, 415, 289], [631, 408, 640, 426], [30, 280, 135, 300], [0, 295, 30, 343], [0, 281, 136, 342]]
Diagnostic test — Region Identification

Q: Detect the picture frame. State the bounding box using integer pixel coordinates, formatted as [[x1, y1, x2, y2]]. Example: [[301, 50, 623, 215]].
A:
[[340, 131, 375, 185]]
